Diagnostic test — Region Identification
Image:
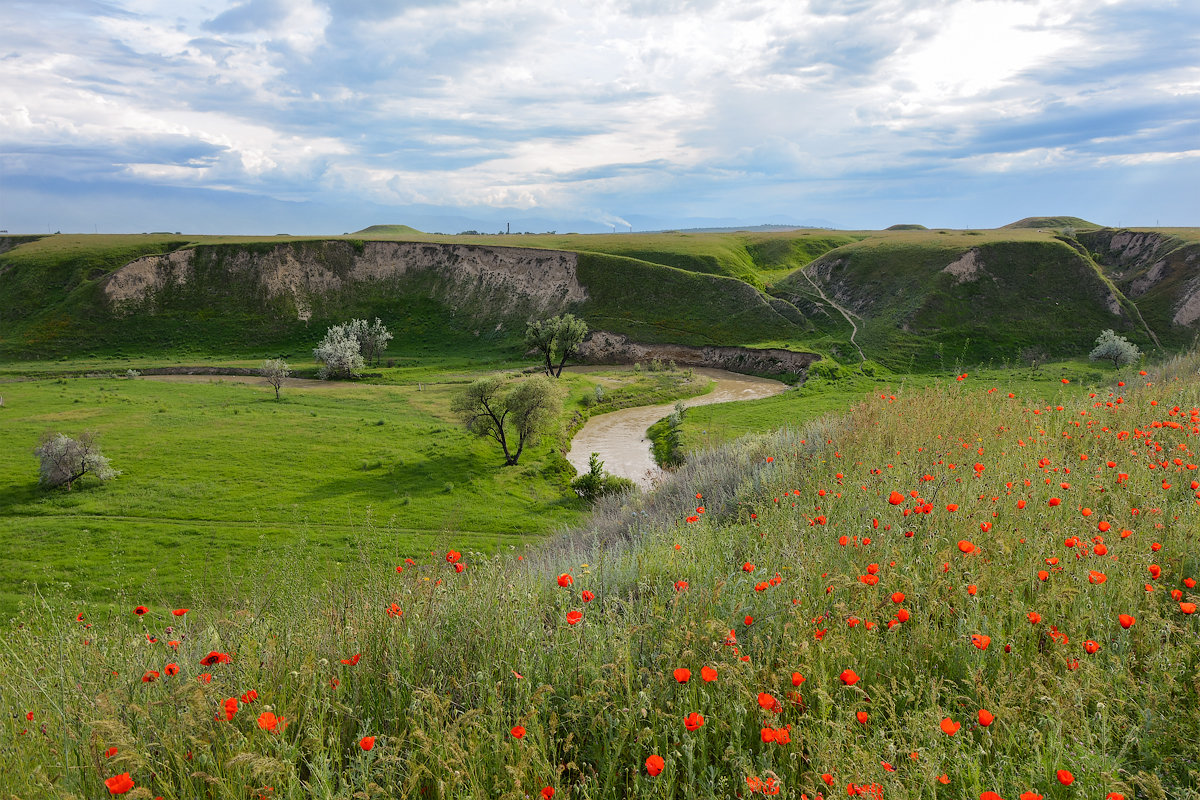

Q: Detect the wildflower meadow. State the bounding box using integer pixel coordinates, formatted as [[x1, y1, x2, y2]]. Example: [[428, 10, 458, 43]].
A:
[[3, 355, 1199, 799]]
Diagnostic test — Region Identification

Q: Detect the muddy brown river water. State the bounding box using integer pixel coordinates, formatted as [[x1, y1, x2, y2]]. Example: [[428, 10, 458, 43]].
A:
[[566, 367, 787, 488]]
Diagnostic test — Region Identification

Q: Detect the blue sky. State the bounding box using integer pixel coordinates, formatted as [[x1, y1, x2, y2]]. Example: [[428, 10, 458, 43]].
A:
[[2, 0, 1197, 234]]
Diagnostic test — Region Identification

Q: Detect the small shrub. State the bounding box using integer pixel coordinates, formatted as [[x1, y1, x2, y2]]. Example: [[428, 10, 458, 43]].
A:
[[571, 453, 635, 501]]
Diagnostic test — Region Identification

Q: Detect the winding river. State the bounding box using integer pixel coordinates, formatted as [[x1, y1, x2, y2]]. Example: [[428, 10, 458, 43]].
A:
[[566, 367, 788, 489]]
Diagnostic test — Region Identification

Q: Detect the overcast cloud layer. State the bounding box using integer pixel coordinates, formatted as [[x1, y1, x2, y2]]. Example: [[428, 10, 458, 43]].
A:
[[2, 0, 1197, 233]]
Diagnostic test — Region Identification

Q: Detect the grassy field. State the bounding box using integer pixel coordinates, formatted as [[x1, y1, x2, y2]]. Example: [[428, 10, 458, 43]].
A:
[[0, 362, 710, 617], [664, 359, 1128, 455], [3, 350, 1198, 799]]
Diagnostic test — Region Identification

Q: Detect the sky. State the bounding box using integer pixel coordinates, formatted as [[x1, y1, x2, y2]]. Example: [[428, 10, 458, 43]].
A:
[[1, 0, 1197, 234]]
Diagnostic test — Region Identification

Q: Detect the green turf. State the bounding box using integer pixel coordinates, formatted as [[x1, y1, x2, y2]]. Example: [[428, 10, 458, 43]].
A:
[[0, 362, 713, 617]]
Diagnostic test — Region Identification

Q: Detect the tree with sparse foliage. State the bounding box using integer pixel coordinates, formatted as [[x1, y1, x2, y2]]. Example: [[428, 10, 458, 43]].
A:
[[313, 324, 365, 380], [525, 314, 588, 377], [1089, 329, 1141, 367], [451, 375, 564, 465], [347, 318, 393, 366], [34, 431, 119, 490], [261, 358, 291, 400]]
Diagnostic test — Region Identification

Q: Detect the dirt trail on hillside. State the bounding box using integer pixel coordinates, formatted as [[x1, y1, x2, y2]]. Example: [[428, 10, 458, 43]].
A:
[[566, 367, 787, 489]]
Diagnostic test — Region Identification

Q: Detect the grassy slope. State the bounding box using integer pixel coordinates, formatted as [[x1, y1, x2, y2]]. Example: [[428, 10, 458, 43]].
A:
[[4, 353, 1198, 799], [0, 233, 840, 360], [774, 229, 1149, 369], [1082, 228, 1200, 350]]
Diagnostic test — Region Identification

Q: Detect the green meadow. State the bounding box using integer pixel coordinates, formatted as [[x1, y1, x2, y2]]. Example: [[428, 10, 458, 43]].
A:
[[0, 363, 710, 617]]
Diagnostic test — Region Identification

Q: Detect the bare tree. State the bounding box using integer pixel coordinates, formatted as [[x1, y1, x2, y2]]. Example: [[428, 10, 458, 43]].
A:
[[261, 359, 291, 400], [34, 431, 119, 490]]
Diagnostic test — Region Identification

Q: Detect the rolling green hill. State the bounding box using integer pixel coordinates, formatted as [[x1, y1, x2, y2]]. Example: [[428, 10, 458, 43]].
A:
[[4, 224, 1200, 370]]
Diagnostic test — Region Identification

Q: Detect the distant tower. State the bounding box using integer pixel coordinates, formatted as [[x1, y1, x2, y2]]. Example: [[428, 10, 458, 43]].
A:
[[507, 222, 510, 234]]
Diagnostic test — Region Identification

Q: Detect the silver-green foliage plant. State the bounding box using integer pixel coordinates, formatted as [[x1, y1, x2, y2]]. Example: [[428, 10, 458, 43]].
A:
[[313, 324, 365, 380], [34, 431, 119, 490], [451, 375, 564, 465], [261, 358, 291, 400], [525, 313, 588, 377], [1089, 329, 1141, 366]]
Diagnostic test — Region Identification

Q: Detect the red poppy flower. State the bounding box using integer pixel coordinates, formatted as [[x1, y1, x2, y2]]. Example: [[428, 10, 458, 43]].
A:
[[674, 580, 689, 591], [938, 774, 950, 785], [978, 708, 994, 726], [757, 692, 782, 713], [940, 718, 960, 736], [684, 712, 704, 732], [645, 754, 665, 776], [1119, 614, 1136, 629], [164, 663, 179, 677], [445, 551, 461, 564], [241, 689, 258, 704], [581, 590, 595, 602], [971, 634, 991, 650], [257, 711, 283, 732], [888, 491, 904, 505], [566, 610, 583, 625], [556, 573, 573, 587], [200, 651, 231, 666], [673, 668, 691, 683], [104, 772, 135, 795], [1056, 769, 1073, 785], [958, 540, 976, 554], [1019, 792, 1043, 800], [141, 670, 159, 683], [386, 603, 403, 617], [856, 710, 869, 724], [104, 746, 118, 758], [742, 562, 755, 572], [891, 592, 905, 604], [840, 668, 860, 686], [791, 671, 805, 686], [700, 665, 718, 682], [172, 608, 188, 616], [220, 697, 238, 721], [1049, 497, 1061, 507], [1028, 612, 1041, 624], [1083, 640, 1100, 654], [1181, 602, 1197, 615], [134, 606, 148, 616], [357, 735, 375, 751], [980, 793, 1002, 800], [197, 672, 212, 683], [340, 654, 361, 666], [541, 788, 554, 800]]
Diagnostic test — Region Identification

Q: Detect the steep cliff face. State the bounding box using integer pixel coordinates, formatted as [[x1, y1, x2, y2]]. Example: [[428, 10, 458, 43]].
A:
[[104, 240, 586, 322]]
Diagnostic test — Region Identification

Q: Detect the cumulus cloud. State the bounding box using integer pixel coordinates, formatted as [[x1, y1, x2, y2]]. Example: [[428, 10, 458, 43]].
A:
[[1, 0, 1197, 231]]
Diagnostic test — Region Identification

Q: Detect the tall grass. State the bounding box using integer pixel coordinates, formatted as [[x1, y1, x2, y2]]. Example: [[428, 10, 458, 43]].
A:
[[3, 358, 1199, 799]]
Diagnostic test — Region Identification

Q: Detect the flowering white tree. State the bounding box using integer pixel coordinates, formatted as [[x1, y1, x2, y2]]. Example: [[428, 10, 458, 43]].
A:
[[313, 324, 365, 380], [261, 358, 291, 399], [1089, 329, 1140, 367], [347, 318, 393, 366], [34, 431, 119, 490]]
